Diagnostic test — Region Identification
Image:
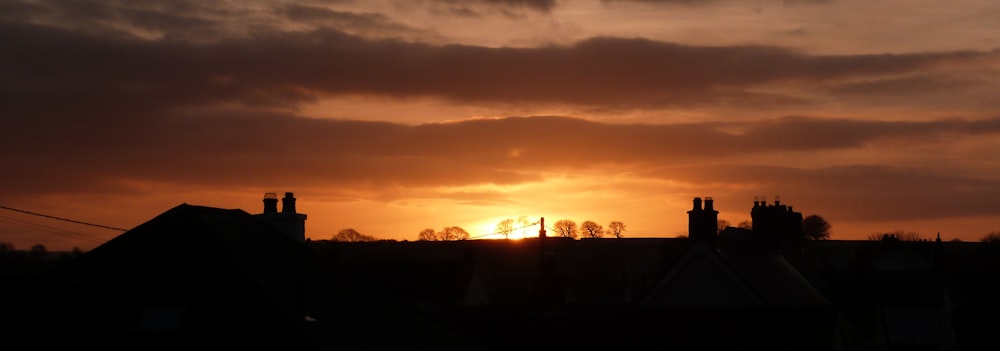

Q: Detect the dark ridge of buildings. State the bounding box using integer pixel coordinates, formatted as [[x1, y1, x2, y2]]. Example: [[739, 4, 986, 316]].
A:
[[5, 194, 1000, 351], [253, 192, 307, 243]]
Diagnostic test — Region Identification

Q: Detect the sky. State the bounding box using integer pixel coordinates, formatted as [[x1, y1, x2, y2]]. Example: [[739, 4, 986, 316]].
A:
[[1, 0, 999, 251]]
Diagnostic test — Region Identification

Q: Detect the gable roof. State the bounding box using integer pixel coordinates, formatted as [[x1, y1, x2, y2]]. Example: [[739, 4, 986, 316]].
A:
[[38, 204, 473, 351], [640, 242, 762, 306], [640, 241, 830, 306]]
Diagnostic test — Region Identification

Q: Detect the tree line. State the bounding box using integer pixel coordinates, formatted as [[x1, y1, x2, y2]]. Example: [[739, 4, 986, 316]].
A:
[[550, 219, 627, 239], [326, 215, 1000, 243]]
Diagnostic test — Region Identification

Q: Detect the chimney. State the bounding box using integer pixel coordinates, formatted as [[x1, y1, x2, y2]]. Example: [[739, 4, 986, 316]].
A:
[[255, 191, 308, 243], [263, 192, 278, 213], [774, 195, 781, 207], [539, 217, 546, 239], [687, 197, 718, 244], [282, 192, 297, 214]]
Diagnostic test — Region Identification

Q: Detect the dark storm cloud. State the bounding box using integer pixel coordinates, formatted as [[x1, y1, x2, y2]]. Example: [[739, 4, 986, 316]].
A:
[[2, 19, 994, 115], [828, 74, 993, 97], [277, 4, 439, 39], [4, 113, 999, 197], [432, 0, 557, 13], [0, 0, 241, 40]]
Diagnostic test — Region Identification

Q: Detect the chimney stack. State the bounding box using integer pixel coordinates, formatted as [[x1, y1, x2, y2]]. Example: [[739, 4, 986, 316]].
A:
[[281, 192, 297, 214], [539, 217, 546, 239], [255, 191, 307, 243], [263, 192, 279, 213], [687, 196, 719, 243]]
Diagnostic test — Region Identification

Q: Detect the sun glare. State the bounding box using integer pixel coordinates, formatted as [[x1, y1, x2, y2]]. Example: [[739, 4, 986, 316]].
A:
[[474, 216, 545, 240]]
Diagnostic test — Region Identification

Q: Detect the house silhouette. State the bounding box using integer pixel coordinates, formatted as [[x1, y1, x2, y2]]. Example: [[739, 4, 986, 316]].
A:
[[8, 195, 1000, 350], [17, 203, 469, 351]]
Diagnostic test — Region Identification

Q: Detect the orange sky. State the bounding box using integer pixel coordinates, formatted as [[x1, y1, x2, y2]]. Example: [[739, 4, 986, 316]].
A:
[[1, 0, 999, 251]]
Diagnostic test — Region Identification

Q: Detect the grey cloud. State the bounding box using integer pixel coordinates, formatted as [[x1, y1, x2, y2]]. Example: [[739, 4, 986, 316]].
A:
[[4, 113, 999, 199], [432, 0, 556, 13], [2, 21, 994, 116], [650, 164, 1000, 222]]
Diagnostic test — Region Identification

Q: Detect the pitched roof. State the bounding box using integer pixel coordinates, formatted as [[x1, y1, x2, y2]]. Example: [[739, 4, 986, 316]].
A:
[[38, 204, 473, 350]]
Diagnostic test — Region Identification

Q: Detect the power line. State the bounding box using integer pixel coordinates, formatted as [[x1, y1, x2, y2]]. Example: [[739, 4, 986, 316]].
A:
[[470, 220, 542, 239], [0, 205, 128, 232], [0, 214, 107, 243]]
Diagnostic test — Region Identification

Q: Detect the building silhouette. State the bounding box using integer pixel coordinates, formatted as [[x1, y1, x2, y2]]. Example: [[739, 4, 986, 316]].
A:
[[254, 192, 307, 243], [750, 195, 804, 247], [6, 194, 1000, 350]]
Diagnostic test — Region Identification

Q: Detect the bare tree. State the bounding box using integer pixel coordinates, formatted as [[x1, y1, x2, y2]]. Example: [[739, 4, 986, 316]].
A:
[[553, 219, 578, 239], [517, 216, 531, 238], [981, 232, 1000, 243], [333, 228, 376, 242], [802, 215, 832, 240], [29, 244, 47, 260], [717, 219, 731, 233], [607, 221, 627, 238], [439, 226, 470, 241], [418, 228, 437, 241], [868, 230, 922, 241], [737, 220, 752, 230], [581, 220, 604, 238], [495, 218, 515, 239]]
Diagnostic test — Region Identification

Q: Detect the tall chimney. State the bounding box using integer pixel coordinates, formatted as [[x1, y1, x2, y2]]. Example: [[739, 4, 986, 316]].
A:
[[281, 192, 297, 214], [263, 193, 278, 213], [687, 197, 718, 244], [539, 217, 546, 239]]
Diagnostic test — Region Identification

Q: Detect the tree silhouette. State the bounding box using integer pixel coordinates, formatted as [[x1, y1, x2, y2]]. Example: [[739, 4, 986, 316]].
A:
[[868, 230, 921, 241], [581, 220, 604, 238], [553, 220, 578, 239], [333, 228, 376, 242], [495, 218, 515, 239], [802, 215, 832, 240], [29, 244, 47, 260], [439, 226, 470, 241], [737, 220, 752, 230], [418, 228, 437, 241], [607, 221, 626, 238], [717, 219, 731, 233], [516, 216, 531, 238], [980, 232, 1000, 243]]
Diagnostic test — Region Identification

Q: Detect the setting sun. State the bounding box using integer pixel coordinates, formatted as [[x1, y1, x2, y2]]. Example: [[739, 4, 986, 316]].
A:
[[2, 0, 999, 252], [474, 216, 544, 240]]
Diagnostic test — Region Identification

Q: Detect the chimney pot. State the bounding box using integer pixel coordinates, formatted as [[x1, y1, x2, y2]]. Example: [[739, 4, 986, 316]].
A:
[[263, 193, 278, 213]]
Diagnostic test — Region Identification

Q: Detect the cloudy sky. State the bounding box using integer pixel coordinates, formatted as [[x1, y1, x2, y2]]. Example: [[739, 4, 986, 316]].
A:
[[2, 0, 999, 250]]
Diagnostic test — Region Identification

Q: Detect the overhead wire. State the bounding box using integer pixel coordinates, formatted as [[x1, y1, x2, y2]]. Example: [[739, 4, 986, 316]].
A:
[[0, 214, 107, 244], [469, 220, 542, 240], [0, 205, 128, 231]]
